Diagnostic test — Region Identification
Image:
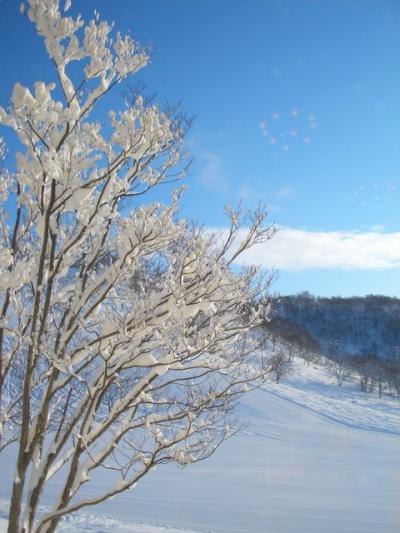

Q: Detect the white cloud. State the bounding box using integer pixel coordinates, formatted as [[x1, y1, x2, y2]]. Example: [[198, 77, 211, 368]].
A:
[[235, 227, 400, 271]]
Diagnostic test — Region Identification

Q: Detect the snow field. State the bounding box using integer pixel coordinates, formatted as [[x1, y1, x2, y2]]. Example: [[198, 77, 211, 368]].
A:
[[1, 353, 399, 532]]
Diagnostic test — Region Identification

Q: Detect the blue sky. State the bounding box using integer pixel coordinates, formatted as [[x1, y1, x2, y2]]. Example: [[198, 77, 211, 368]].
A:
[[1, 0, 400, 296]]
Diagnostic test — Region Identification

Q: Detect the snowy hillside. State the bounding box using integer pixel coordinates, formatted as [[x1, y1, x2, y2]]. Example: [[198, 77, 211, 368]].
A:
[[264, 355, 400, 434], [1, 354, 399, 533]]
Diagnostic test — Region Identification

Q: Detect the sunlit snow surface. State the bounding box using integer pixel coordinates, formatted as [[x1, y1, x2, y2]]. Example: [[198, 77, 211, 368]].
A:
[[1, 356, 400, 533], [0, 505, 198, 533], [264, 357, 400, 434]]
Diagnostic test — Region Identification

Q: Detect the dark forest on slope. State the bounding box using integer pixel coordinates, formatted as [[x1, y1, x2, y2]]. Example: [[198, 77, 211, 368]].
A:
[[267, 294, 400, 360]]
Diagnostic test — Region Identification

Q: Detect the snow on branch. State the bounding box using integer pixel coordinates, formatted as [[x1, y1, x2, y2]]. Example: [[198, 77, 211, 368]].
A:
[[0, 2, 275, 532]]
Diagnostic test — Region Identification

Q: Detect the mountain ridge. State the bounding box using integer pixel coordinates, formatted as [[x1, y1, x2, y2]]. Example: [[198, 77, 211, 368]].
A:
[[267, 293, 400, 360]]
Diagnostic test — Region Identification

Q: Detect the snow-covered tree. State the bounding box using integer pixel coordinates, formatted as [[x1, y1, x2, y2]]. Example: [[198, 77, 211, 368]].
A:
[[0, 2, 274, 531]]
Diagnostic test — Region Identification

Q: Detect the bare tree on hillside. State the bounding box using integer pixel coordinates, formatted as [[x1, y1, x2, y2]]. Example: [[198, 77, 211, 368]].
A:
[[268, 352, 291, 384]]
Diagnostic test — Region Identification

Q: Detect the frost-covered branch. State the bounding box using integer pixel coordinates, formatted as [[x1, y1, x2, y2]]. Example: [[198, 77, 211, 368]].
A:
[[0, 2, 275, 532]]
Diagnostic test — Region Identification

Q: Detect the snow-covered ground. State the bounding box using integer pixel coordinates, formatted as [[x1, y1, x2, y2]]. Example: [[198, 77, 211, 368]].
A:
[[264, 356, 400, 434], [1, 355, 399, 532], [0, 503, 198, 533]]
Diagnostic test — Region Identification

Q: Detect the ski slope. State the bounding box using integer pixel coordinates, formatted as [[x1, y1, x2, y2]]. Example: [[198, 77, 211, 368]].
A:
[[264, 356, 400, 434], [1, 356, 399, 532]]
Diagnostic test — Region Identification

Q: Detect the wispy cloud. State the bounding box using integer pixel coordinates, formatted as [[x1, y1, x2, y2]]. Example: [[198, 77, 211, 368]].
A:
[[234, 227, 400, 270], [237, 183, 253, 201], [197, 151, 229, 193], [274, 185, 294, 199]]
